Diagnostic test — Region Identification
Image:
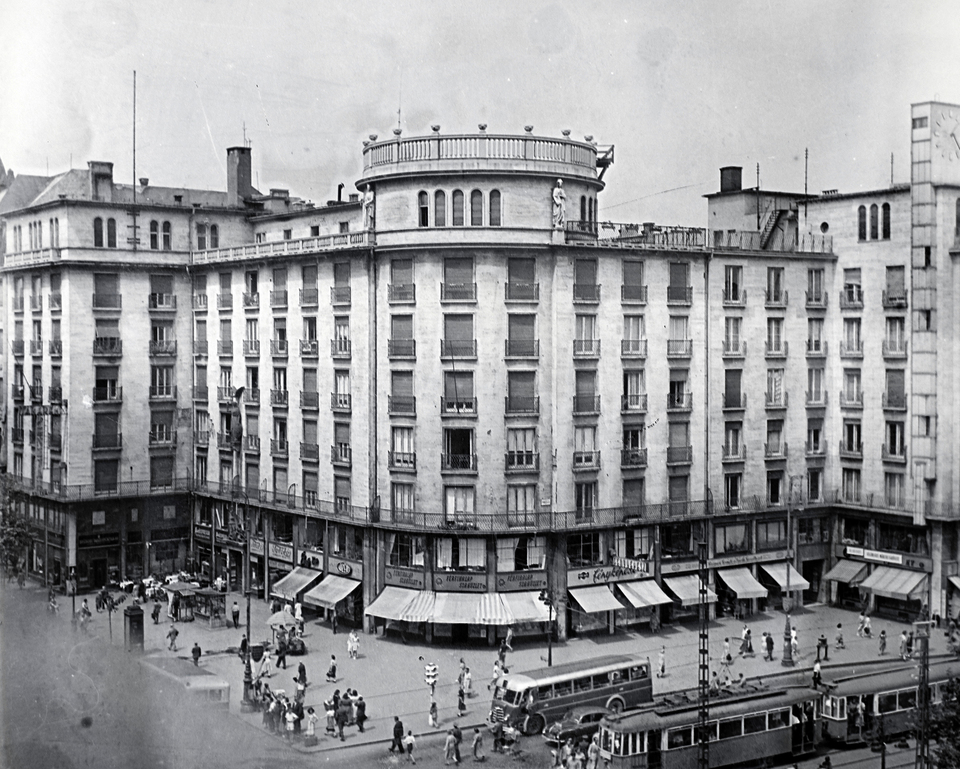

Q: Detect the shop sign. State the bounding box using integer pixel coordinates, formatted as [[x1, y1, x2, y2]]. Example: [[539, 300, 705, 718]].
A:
[[250, 538, 265, 556], [385, 567, 425, 590], [268, 542, 294, 562], [300, 549, 323, 569], [433, 572, 488, 592], [194, 527, 211, 542], [268, 559, 290, 570], [215, 531, 229, 545], [496, 570, 547, 591], [845, 546, 904, 566], [328, 555, 362, 581], [567, 561, 647, 586], [78, 532, 120, 549], [661, 549, 787, 574]]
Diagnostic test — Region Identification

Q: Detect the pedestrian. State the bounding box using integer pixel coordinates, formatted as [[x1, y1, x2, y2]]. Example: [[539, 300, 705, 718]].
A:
[[816, 633, 827, 662], [561, 738, 574, 767], [276, 636, 289, 670], [836, 623, 846, 650], [335, 698, 350, 741], [151, 601, 162, 624], [404, 729, 417, 764], [305, 706, 319, 745], [505, 626, 514, 651], [812, 659, 822, 689], [907, 631, 915, 658], [863, 615, 872, 638], [709, 671, 721, 695], [490, 659, 502, 690], [879, 628, 887, 656], [452, 722, 463, 764], [746, 628, 754, 655], [285, 703, 298, 739], [326, 654, 338, 682], [166, 623, 179, 651], [325, 698, 336, 735], [649, 607, 660, 633], [464, 666, 473, 696], [390, 715, 405, 754], [191, 641, 202, 666], [239, 633, 248, 662], [331, 611, 338, 635], [444, 729, 457, 765], [899, 629, 908, 659], [721, 638, 733, 669], [258, 649, 273, 679], [857, 612, 866, 638], [429, 698, 439, 728], [657, 645, 666, 678], [355, 696, 367, 732], [458, 685, 467, 717], [585, 733, 600, 769], [791, 626, 799, 658], [348, 629, 360, 659], [472, 727, 484, 762], [498, 638, 508, 664], [491, 720, 505, 753], [739, 624, 748, 655], [232, 600, 240, 629], [296, 660, 307, 686], [294, 601, 303, 633]]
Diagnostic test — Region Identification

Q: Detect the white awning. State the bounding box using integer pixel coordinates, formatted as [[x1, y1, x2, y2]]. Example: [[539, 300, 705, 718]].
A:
[[269, 566, 323, 601], [617, 579, 674, 609], [432, 592, 483, 624], [569, 585, 627, 614], [760, 562, 811, 592], [664, 575, 718, 607], [716, 568, 768, 600], [948, 576, 960, 593], [499, 591, 552, 623], [858, 566, 928, 601], [823, 559, 869, 585], [302, 574, 361, 610], [401, 590, 437, 623], [364, 586, 420, 621]]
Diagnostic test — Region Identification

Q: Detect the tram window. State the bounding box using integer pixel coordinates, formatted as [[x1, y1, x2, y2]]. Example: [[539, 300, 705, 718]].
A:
[[878, 693, 897, 713], [667, 727, 692, 749], [554, 681, 572, 697], [627, 732, 642, 755], [719, 718, 743, 740], [768, 709, 789, 729], [629, 665, 648, 680], [600, 728, 612, 753], [898, 690, 917, 710], [574, 677, 592, 693], [931, 684, 942, 704], [744, 714, 766, 734], [613, 733, 623, 755], [538, 685, 553, 700]]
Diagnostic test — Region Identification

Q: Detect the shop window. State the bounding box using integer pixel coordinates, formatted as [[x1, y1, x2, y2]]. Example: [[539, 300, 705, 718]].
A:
[[567, 531, 601, 567]]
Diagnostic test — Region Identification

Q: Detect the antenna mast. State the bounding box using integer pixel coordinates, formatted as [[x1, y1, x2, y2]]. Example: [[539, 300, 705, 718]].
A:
[[397, 69, 402, 131]]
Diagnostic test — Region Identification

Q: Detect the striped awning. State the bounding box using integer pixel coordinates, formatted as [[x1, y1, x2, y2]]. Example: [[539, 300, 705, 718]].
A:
[[617, 579, 674, 609], [364, 586, 421, 621], [664, 575, 718, 607], [478, 594, 513, 625], [760, 563, 811, 592], [302, 575, 360, 609], [400, 590, 437, 623], [716, 568, 768, 600], [269, 567, 323, 601], [858, 566, 928, 601], [823, 559, 868, 585], [432, 592, 482, 624], [500, 591, 552, 623]]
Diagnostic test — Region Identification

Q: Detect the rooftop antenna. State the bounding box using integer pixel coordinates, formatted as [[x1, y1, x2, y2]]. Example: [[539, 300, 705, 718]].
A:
[[891, 152, 894, 186], [243, 121, 250, 149], [133, 70, 137, 208], [804, 148, 808, 224], [397, 69, 402, 132]]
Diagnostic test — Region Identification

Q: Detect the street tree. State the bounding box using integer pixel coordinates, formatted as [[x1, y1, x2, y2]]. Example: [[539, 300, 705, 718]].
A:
[[0, 475, 28, 575], [929, 675, 960, 768]]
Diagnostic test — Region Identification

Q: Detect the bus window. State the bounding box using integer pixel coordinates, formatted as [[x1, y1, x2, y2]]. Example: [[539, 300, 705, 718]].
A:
[[538, 684, 553, 700], [593, 674, 610, 688], [610, 669, 625, 684], [767, 709, 789, 729], [878, 693, 897, 714], [554, 681, 573, 697], [667, 727, 692, 749], [898, 690, 917, 710], [629, 664, 648, 680], [719, 718, 742, 740], [743, 714, 766, 734], [574, 676, 592, 693]]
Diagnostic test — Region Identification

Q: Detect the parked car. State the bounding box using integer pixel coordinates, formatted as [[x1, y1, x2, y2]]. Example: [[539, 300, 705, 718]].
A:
[[542, 705, 612, 745]]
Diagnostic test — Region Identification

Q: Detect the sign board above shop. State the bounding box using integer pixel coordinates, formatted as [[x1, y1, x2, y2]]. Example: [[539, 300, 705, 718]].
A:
[[268, 542, 294, 563], [433, 571, 488, 592], [385, 567, 426, 590], [660, 549, 788, 575], [328, 555, 362, 582], [496, 570, 548, 592], [567, 558, 649, 587], [842, 545, 932, 572]]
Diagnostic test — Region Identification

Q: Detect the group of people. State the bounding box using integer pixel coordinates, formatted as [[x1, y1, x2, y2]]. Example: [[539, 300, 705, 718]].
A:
[[552, 734, 600, 769], [321, 687, 368, 741]]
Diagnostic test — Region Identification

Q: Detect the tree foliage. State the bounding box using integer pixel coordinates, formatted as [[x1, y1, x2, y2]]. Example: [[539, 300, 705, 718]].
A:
[[0, 475, 29, 572], [930, 675, 960, 768]]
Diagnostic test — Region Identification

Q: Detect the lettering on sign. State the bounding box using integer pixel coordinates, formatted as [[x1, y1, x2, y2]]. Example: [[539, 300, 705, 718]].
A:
[[328, 556, 362, 581], [496, 570, 548, 592], [268, 542, 294, 562], [194, 528, 211, 541], [433, 572, 488, 592], [385, 567, 425, 590], [567, 561, 648, 586], [336, 561, 353, 576], [661, 549, 787, 574], [249, 538, 265, 556]]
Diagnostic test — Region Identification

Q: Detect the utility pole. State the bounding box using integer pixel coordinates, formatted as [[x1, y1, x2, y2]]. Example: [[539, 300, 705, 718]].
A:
[[697, 538, 709, 769], [782, 475, 801, 666], [915, 620, 933, 769]]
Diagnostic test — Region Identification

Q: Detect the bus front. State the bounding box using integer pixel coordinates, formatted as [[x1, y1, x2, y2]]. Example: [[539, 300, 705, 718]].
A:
[[489, 673, 536, 730]]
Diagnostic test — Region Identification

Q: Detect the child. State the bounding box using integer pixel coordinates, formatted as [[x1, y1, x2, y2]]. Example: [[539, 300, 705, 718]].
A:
[[836, 623, 845, 650], [403, 729, 417, 764]]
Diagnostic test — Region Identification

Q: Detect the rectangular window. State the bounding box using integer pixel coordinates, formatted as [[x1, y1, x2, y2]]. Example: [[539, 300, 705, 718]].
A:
[[505, 487, 537, 526], [724, 265, 743, 301], [715, 523, 748, 555]]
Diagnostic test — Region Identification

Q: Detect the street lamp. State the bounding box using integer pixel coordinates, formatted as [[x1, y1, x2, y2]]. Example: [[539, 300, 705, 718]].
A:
[[68, 566, 77, 632], [782, 475, 801, 666], [241, 588, 256, 711], [539, 589, 556, 667]]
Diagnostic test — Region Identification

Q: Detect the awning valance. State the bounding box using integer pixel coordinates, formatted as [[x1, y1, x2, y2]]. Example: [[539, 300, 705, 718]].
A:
[[617, 579, 674, 609], [760, 563, 811, 592], [716, 567, 768, 599], [269, 566, 323, 601], [858, 566, 928, 601], [364, 586, 420, 620], [823, 559, 868, 585], [948, 576, 960, 593], [302, 574, 361, 610], [477, 594, 515, 625], [401, 590, 437, 623], [569, 585, 626, 614], [664, 575, 718, 607], [433, 592, 483, 624], [499, 591, 552, 623]]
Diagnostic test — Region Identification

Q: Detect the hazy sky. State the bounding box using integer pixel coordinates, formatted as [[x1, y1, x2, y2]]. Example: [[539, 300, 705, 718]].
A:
[[2, 0, 958, 225]]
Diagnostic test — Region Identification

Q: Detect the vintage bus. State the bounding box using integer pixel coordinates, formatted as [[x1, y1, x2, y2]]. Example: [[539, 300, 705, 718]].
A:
[[139, 656, 231, 710], [489, 654, 652, 735]]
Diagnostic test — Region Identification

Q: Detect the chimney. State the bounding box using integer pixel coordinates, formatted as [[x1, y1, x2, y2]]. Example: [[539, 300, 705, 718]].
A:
[[88, 161, 114, 202], [139, 177, 149, 187], [226, 146, 253, 206], [720, 166, 742, 193]]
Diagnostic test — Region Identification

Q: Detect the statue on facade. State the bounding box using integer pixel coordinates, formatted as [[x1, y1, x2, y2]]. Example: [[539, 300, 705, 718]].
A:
[[552, 179, 566, 229], [363, 184, 375, 230]]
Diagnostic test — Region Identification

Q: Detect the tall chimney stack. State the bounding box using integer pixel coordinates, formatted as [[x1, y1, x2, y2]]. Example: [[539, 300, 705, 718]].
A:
[[227, 147, 253, 206]]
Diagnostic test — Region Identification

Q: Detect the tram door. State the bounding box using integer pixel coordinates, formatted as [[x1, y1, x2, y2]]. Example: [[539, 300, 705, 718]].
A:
[[647, 729, 662, 769]]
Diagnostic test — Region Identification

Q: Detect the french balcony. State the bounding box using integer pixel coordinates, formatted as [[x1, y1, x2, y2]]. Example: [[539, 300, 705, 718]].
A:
[[722, 288, 746, 307], [192, 293, 208, 311], [331, 286, 351, 306], [666, 285, 692, 305], [764, 289, 788, 308], [666, 446, 693, 465], [504, 451, 538, 472], [388, 396, 416, 416], [270, 439, 289, 457], [621, 393, 648, 413], [149, 340, 177, 356], [271, 339, 289, 357], [270, 289, 288, 308], [764, 441, 788, 460], [441, 453, 478, 472], [388, 338, 416, 358], [667, 392, 693, 412], [573, 394, 601, 415], [300, 339, 319, 357], [92, 293, 121, 310], [48, 386, 62, 403], [217, 340, 233, 357], [216, 386, 234, 402], [389, 451, 417, 471], [331, 392, 352, 412], [148, 293, 177, 311], [331, 338, 352, 358], [193, 386, 208, 401], [505, 339, 539, 359], [805, 441, 825, 457], [29, 340, 43, 356], [505, 282, 539, 302], [243, 388, 260, 405], [388, 283, 416, 303], [620, 448, 648, 468], [300, 391, 320, 410], [440, 339, 477, 359], [218, 293, 233, 310], [805, 290, 827, 310], [441, 282, 477, 302], [12, 296, 23, 312], [882, 290, 908, 309], [48, 434, 62, 452], [93, 337, 122, 356], [244, 435, 261, 453], [330, 444, 352, 466], [148, 385, 176, 400], [573, 339, 601, 358], [667, 339, 692, 358], [621, 339, 647, 358], [806, 339, 827, 357], [806, 390, 827, 407], [300, 287, 319, 307], [11, 340, 23, 356], [93, 433, 122, 450], [11, 385, 23, 401], [194, 430, 210, 446], [573, 450, 601, 470], [764, 391, 788, 409], [29, 296, 41, 312], [148, 429, 176, 446], [48, 340, 62, 357], [243, 292, 259, 309], [93, 386, 122, 403], [440, 397, 476, 417], [504, 396, 540, 416], [194, 340, 208, 356], [882, 444, 907, 463], [764, 341, 788, 358], [882, 392, 908, 411], [243, 339, 260, 356], [722, 444, 746, 462], [573, 283, 600, 303], [722, 339, 746, 358], [722, 393, 747, 411], [621, 284, 648, 304], [882, 340, 908, 359], [839, 440, 863, 460], [270, 389, 289, 407], [839, 390, 863, 409], [839, 286, 864, 309], [11, 428, 23, 445], [29, 385, 42, 402], [839, 341, 863, 358], [300, 442, 320, 462]]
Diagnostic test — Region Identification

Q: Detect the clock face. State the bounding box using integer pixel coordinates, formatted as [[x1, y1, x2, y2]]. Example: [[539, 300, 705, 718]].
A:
[[934, 110, 960, 161]]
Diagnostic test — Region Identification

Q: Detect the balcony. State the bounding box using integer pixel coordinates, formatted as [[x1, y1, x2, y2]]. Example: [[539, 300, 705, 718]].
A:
[[505, 282, 539, 302], [388, 283, 416, 303], [148, 429, 177, 446], [764, 391, 788, 409], [217, 432, 231, 449], [93, 337, 122, 356], [505, 339, 539, 359], [573, 339, 601, 358], [573, 395, 601, 415], [882, 339, 908, 359], [441, 453, 478, 472], [93, 433, 122, 450], [882, 392, 907, 411], [270, 439, 289, 457], [666, 285, 692, 305], [805, 339, 827, 357], [270, 389, 289, 407], [193, 386, 208, 401], [300, 339, 319, 357], [149, 340, 177, 356], [11, 428, 23, 445], [620, 448, 648, 468], [764, 289, 788, 309], [301, 391, 320, 410], [722, 339, 746, 358], [331, 444, 352, 466], [881, 444, 907, 464], [722, 445, 746, 462], [148, 293, 177, 311], [667, 392, 692, 412], [194, 430, 210, 446], [270, 339, 289, 357], [300, 442, 320, 462], [805, 290, 827, 310], [621, 339, 647, 358], [216, 386, 233, 402], [243, 388, 260, 405], [331, 392, 352, 412], [666, 446, 693, 465], [839, 390, 863, 409], [722, 288, 746, 307], [331, 286, 351, 305], [193, 293, 208, 311], [29, 340, 42, 356], [621, 284, 648, 304], [48, 386, 62, 403], [30, 295, 41, 312], [839, 440, 863, 460], [218, 293, 233, 310], [48, 340, 62, 357], [764, 441, 788, 460], [440, 339, 477, 359], [805, 390, 827, 407], [839, 286, 864, 309], [93, 386, 122, 403], [243, 292, 259, 309], [243, 339, 260, 356], [882, 289, 908, 309], [11, 340, 24, 356], [148, 385, 176, 400], [11, 385, 23, 401], [621, 393, 648, 413], [194, 340, 208, 356], [505, 451, 539, 472], [244, 435, 261, 453], [29, 385, 42, 402], [764, 341, 788, 359], [573, 283, 600, 303], [331, 338, 352, 358], [389, 451, 417, 471], [300, 287, 319, 307], [441, 282, 477, 302], [573, 450, 601, 470], [388, 396, 417, 416], [667, 339, 692, 358], [270, 290, 288, 308], [504, 396, 540, 416], [217, 340, 233, 357], [722, 393, 747, 411], [92, 293, 121, 310], [839, 341, 863, 358], [440, 397, 476, 417], [805, 440, 825, 457]]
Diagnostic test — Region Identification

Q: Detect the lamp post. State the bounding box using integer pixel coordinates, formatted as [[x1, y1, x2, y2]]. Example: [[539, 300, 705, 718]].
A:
[[782, 475, 801, 666], [539, 589, 555, 667], [69, 566, 77, 632], [241, 588, 255, 711]]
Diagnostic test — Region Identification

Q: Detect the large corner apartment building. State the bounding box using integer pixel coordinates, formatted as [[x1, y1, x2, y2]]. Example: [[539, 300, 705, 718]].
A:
[[2, 101, 960, 642]]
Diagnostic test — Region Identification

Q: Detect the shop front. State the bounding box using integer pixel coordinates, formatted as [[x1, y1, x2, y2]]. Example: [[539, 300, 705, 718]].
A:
[[302, 555, 363, 627], [431, 571, 490, 642], [823, 559, 868, 608], [858, 564, 929, 621], [567, 559, 655, 634], [715, 567, 768, 618], [267, 542, 312, 603], [662, 574, 718, 622], [249, 537, 265, 597], [495, 568, 549, 640], [759, 562, 810, 611]]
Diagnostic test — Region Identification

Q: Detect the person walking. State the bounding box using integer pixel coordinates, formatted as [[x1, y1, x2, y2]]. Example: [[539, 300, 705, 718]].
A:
[[239, 634, 248, 663], [812, 660, 822, 689], [856, 612, 866, 638], [151, 601, 162, 625], [879, 628, 887, 656], [899, 630, 909, 660], [790, 626, 799, 658], [489, 658, 502, 690], [463, 666, 473, 696], [836, 623, 846, 650], [348, 629, 360, 659], [429, 698, 439, 728], [863, 615, 872, 638], [331, 611, 338, 635], [472, 727, 484, 762], [355, 696, 367, 733], [443, 729, 457, 765], [191, 642, 202, 666], [296, 661, 307, 686], [231, 600, 240, 629], [166, 623, 179, 651], [404, 729, 417, 764], [657, 645, 666, 678], [745, 627, 754, 655], [505, 626, 514, 651], [335, 697, 350, 741], [326, 654, 338, 682], [458, 685, 467, 717], [305, 707, 319, 745], [389, 716, 405, 754], [452, 722, 463, 765], [739, 624, 749, 655]]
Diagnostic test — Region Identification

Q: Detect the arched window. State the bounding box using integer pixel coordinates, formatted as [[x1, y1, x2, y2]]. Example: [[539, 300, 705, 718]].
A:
[[857, 206, 867, 241], [210, 224, 219, 249], [589, 198, 596, 223], [580, 195, 587, 223], [94, 217, 104, 248], [161, 221, 171, 251], [150, 221, 159, 250], [435, 191, 446, 227], [418, 191, 429, 227], [452, 190, 464, 226], [197, 223, 207, 250], [470, 190, 483, 226], [489, 190, 501, 227], [882, 203, 891, 240], [870, 204, 879, 240]]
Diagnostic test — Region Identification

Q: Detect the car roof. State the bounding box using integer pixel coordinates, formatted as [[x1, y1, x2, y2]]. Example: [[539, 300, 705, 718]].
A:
[[565, 705, 611, 717]]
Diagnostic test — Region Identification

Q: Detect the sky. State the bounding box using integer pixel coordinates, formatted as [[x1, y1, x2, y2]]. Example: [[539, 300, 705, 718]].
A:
[[2, 0, 959, 226]]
